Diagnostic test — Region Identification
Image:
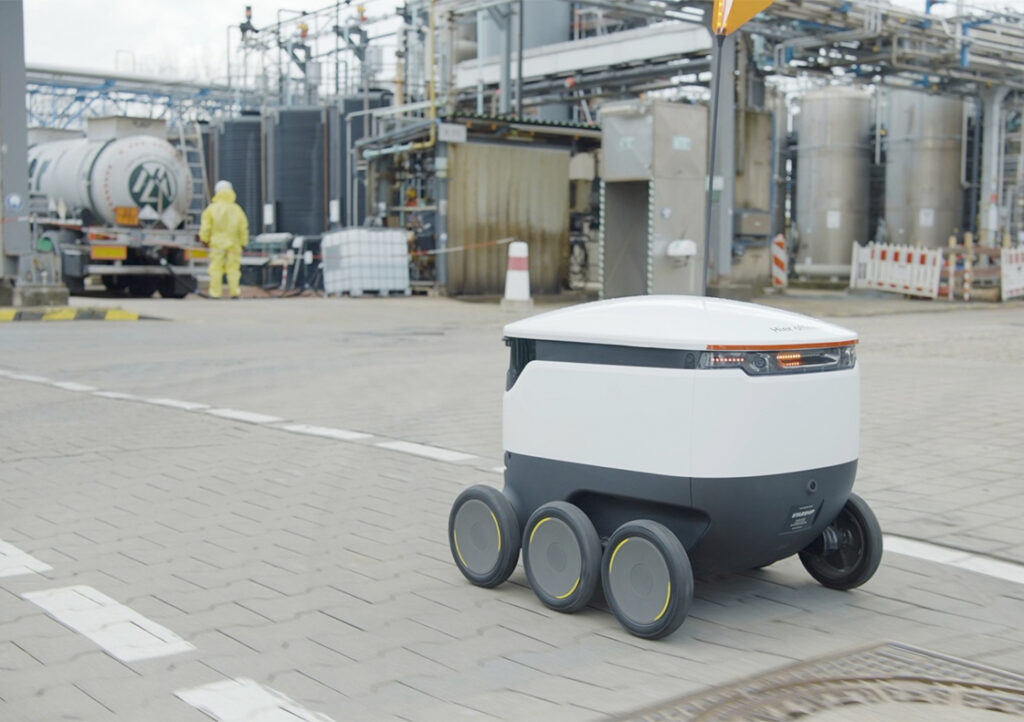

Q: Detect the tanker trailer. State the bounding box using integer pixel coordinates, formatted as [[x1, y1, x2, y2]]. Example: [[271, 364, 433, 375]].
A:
[[27, 122, 208, 298]]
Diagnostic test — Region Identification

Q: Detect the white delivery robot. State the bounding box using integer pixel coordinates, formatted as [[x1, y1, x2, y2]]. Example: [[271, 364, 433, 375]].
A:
[[448, 296, 882, 639]]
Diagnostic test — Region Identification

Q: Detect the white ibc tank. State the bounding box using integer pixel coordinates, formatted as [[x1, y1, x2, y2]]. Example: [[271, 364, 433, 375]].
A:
[[28, 135, 192, 228]]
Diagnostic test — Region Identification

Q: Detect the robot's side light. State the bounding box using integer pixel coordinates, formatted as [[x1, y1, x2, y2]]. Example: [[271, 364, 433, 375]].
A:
[[699, 346, 855, 375]]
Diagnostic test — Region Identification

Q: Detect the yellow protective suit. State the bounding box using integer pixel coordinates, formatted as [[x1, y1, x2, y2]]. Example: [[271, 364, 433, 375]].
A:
[[199, 188, 249, 298]]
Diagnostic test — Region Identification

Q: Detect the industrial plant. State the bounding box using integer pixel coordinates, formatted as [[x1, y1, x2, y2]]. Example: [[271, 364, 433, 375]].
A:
[[2, 0, 1023, 303]]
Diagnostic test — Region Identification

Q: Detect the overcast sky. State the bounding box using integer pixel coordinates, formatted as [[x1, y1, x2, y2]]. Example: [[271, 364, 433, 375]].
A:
[[21, 0, 1014, 83], [22, 0, 383, 82]]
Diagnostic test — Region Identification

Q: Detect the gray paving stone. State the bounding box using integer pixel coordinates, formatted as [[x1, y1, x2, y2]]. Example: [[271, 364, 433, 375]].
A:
[[3, 298, 1024, 720]]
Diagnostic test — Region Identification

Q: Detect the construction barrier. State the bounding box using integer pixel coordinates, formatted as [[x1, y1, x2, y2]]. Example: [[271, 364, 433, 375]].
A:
[[770, 234, 788, 288], [941, 233, 1001, 301], [1002, 247, 1024, 301], [850, 242, 944, 299]]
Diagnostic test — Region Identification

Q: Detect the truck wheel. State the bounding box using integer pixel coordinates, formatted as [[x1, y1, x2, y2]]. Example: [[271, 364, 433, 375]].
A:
[[523, 502, 601, 613], [102, 275, 128, 294], [127, 277, 158, 298], [449, 485, 520, 588], [602, 520, 693, 639], [799, 493, 882, 591], [158, 275, 195, 299]]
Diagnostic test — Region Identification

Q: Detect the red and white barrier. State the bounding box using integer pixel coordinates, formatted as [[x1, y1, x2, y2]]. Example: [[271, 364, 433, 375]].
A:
[[771, 234, 788, 289], [501, 240, 533, 310], [850, 242, 944, 299], [1002, 247, 1024, 302]]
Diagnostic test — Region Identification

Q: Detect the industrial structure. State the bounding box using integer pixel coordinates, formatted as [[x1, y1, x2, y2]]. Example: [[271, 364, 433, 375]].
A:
[[3, 0, 1023, 300]]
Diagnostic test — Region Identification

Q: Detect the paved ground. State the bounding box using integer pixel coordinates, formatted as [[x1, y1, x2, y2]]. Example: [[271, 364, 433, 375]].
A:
[[2, 290, 1024, 721]]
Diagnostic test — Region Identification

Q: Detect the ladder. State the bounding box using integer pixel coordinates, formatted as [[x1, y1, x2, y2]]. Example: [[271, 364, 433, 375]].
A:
[[176, 122, 210, 228]]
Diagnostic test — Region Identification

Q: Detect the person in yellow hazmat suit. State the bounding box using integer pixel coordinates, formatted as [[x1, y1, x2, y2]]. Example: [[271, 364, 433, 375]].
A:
[[199, 180, 249, 298]]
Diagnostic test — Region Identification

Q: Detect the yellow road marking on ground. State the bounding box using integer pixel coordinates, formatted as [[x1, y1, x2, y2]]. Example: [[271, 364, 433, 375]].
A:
[[0, 309, 16, 322], [42, 308, 77, 321], [104, 309, 139, 321]]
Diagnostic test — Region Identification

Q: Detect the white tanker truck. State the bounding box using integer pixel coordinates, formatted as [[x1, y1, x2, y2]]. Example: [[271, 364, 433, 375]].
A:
[[27, 117, 209, 298]]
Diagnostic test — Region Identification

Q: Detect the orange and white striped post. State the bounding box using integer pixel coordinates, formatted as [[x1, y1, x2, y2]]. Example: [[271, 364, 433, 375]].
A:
[[771, 234, 788, 289], [501, 240, 533, 311]]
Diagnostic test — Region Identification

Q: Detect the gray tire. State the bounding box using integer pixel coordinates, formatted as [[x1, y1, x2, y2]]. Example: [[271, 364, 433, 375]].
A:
[[799, 493, 882, 590], [448, 485, 521, 588], [602, 520, 693, 639], [523, 502, 602, 613]]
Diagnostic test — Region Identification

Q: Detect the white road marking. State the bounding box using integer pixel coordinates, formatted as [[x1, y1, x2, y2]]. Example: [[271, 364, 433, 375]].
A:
[[50, 381, 97, 392], [6, 373, 51, 383], [885, 534, 1024, 586], [205, 408, 284, 424], [375, 440, 477, 463], [176, 678, 335, 722], [883, 535, 969, 565], [0, 539, 52, 578], [280, 423, 372, 442], [948, 555, 1024, 586], [93, 390, 140, 401], [144, 398, 210, 411], [22, 586, 195, 662]]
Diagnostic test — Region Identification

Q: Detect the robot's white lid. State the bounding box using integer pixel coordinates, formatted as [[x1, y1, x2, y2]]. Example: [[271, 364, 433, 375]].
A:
[[503, 296, 857, 350]]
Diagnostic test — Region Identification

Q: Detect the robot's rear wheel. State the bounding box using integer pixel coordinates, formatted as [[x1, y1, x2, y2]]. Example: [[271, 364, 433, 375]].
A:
[[601, 519, 693, 639], [523, 502, 602, 613], [799, 493, 882, 590], [448, 485, 521, 588]]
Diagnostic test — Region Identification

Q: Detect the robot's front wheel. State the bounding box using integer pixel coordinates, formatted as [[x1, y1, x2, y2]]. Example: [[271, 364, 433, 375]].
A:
[[448, 485, 521, 588], [523, 502, 602, 613], [799, 493, 883, 590], [601, 520, 694, 640]]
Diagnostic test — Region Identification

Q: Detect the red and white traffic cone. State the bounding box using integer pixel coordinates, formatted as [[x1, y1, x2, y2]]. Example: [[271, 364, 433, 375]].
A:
[[501, 240, 533, 311]]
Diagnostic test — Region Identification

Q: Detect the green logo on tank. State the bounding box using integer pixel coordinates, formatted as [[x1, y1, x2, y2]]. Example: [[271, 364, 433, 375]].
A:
[[129, 161, 177, 208]]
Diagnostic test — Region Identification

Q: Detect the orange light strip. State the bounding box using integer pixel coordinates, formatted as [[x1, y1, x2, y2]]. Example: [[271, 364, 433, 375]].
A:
[[706, 339, 858, 351]]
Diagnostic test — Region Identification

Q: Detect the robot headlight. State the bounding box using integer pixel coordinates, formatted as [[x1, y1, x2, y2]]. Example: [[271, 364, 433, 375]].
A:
[[698, 344, 856, 376]]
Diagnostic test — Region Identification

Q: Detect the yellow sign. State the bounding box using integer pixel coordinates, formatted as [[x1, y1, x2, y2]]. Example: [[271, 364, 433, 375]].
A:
[[90, 245, 128, 261], [114, 206, 140, 226], [712, 0, 775, 36], [185, 247, 209, 260]]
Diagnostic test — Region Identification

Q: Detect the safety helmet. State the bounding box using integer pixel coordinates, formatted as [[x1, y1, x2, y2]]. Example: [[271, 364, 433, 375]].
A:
[[214, 179, 234, 193]]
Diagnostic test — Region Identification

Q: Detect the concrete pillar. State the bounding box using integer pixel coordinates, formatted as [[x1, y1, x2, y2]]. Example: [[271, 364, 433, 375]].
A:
[[979, 86, 1009, 247], [0, 0, 30, 280]]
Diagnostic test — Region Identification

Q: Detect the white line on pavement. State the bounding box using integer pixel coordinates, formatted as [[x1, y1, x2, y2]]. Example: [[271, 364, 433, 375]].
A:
[[0, 539, 52, 578], [92, 390, 141, 401], [205, 408, 284, 424], [22, 585, 195, 663], [885, 534, 1024, 586], [375, 439, 477, 463], [279, 423, 373, 442], [144, 398, 211, 411], [50, 381, 97, 392], [6, 373, 51, 383], [176, 678, 335, 722]]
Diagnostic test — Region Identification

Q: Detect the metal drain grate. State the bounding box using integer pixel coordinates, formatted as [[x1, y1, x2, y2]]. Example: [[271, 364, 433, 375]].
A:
[[621, 643, 1024, 721]]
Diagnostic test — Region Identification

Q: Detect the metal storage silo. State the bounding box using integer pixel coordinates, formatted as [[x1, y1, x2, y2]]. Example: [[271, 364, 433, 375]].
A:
[[795, 87, 872, 272], [214, 117, 263, 233], [885, 90, 964, 248], [477, 0, 570, 121], [264, 107, 327, 236]]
